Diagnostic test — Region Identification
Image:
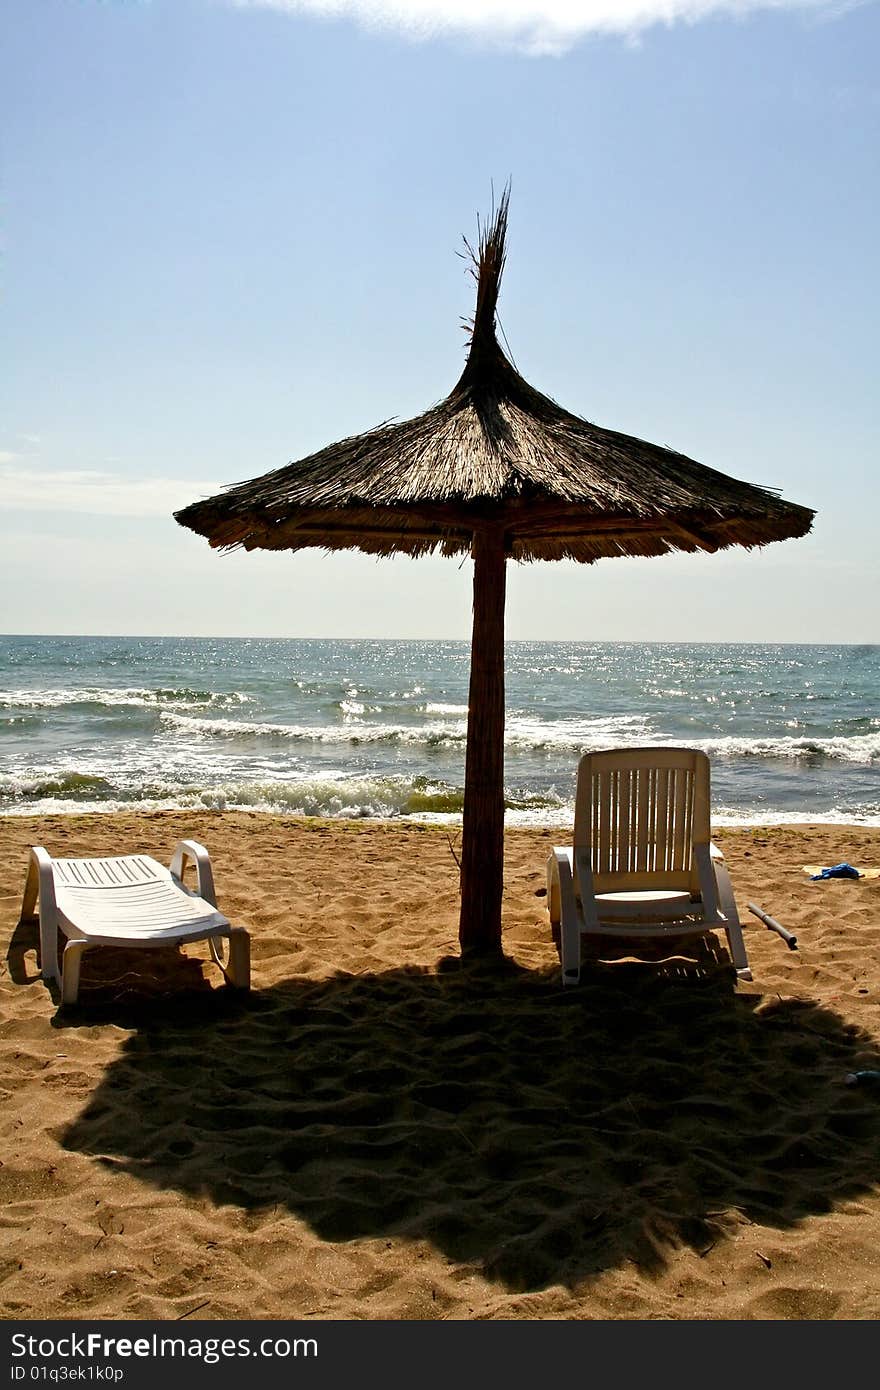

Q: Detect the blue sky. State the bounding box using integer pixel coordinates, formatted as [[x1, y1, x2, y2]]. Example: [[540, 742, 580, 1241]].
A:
[[1, 0, 877, 640]]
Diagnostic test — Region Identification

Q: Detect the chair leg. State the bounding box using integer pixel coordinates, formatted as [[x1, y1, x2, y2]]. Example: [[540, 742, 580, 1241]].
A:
[[548, 850, 583, 987], [61, 940, 88, 1006], [713, 858, 752, 981], [724, 922, 753, 981]]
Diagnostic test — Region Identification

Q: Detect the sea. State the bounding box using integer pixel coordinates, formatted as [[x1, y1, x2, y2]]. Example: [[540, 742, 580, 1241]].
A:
[[1, 636, 878, 826]]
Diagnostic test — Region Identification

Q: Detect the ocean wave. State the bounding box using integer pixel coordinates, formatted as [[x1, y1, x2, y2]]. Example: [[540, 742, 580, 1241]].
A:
[[504, 714, 652, 751], [334, 699, 388, 718], [159, 710, 469, 746], [0, 768, 567, 822], [2, 785, 878, 828], [156, 710, 879, 763], [0, 771, 117, 801], [0, 686, 251, 713], [711, 807, 880, 827], [158, 709, 652, 751], [1, 761, 877, 827], [697, 733, 880, 764]]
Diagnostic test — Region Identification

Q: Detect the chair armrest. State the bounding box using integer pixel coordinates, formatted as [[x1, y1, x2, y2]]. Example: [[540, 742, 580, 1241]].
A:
[[573, 848, 601, 931], [170, 840, 217, 906], [547, 848, 581, 928], [710, 841, 724, 861], [708, 845, 741, 929]]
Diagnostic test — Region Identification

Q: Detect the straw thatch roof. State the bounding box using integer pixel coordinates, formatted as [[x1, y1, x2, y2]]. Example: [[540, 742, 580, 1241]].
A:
[[175, 192, 814, 561]]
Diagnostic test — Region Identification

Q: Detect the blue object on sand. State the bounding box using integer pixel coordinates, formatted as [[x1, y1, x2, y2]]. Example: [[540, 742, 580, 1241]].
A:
[[811, 862, 862, 880]]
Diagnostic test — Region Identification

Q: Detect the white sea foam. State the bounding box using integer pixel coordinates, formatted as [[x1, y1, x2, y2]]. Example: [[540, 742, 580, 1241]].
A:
[[159, 710, 470, 745], [155, 710, 880, 763], [2, 788, 878, 828], [338, 699, 366, 716], [503, 713, 652, 751], [697, 732, 880, 764], [1, 686, 250, 712]]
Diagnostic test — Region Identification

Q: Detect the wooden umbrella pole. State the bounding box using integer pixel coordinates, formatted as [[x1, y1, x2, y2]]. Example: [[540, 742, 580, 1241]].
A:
[[459, 525, 507, 957]]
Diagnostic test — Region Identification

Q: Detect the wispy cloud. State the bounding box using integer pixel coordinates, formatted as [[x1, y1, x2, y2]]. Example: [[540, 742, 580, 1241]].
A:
[[231, 0, 853, 55], [0, 465, 221, 518]]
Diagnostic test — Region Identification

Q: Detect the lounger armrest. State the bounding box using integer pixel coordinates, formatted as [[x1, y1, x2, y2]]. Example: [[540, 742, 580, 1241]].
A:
[[21, 846, 60, 983], [170, 840, 217, 906], [710, 841, 724, 861]]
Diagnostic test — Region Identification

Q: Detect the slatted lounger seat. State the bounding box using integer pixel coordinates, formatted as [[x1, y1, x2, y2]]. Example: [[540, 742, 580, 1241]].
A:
[[547, 748, 752, 987], [20, 840, 250, 1006]]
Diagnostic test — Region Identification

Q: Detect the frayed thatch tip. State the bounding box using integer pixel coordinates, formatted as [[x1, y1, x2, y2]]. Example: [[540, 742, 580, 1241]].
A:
[[460, 182, 511, 365]]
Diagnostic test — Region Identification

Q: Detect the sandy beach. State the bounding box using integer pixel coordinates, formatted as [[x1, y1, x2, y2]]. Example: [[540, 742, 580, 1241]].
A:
[[2, 810, 880, 1321]]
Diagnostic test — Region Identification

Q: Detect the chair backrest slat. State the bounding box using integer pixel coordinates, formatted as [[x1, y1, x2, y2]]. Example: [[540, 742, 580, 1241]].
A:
[[655, 767, 670, 872], [617, 768, 631, 873], [635, 766, 650, 874], [672, 765, 689, 871]]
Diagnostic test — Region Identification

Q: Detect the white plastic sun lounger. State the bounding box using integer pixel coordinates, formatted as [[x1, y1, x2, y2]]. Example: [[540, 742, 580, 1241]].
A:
[[20, 840, 250, 1006], [547, 748, 752, 987]]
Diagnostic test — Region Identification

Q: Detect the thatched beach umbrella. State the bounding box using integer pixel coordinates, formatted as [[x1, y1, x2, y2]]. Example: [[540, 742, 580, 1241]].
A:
[[175, 192, 814, 960]]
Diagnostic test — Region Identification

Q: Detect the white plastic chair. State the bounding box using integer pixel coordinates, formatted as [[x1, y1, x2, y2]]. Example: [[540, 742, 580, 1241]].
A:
[[20, 840, 250, 1006], [547, 748, 752, 987]]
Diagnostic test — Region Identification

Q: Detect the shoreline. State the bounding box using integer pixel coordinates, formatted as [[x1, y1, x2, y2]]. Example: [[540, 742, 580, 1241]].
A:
[[3, 806, 880, 829], [3, 810, 879, 1319], [4, 633, 878, 646]]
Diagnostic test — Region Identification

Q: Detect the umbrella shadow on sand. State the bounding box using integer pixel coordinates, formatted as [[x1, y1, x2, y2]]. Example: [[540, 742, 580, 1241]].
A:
[[56, 945, 880, 1293]]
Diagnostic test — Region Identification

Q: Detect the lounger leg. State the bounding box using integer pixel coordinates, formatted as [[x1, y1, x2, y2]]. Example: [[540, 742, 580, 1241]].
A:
[[210, 929, 251, 990], [560, 917, 582, 987], [226, 928, 250, 990], [61, 940, 88, 1006], [41, 915, 61, 987]]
